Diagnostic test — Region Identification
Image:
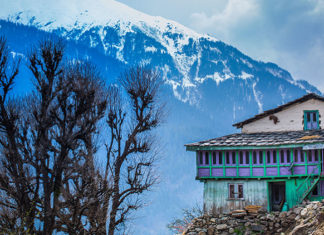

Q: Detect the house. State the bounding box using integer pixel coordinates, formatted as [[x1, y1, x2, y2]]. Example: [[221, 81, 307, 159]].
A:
[[185, 93, 324, 214]]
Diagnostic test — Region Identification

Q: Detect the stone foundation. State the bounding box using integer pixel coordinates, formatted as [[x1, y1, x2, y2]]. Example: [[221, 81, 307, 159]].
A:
[[184, 200, 324, 235]]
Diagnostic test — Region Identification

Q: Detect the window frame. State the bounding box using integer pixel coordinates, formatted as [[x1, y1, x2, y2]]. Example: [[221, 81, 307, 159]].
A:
[[228, 183, 244, 200], [205, 152, 209, 165], [304, 110, 319, 130], [312, 183, 320, 196], [199, 152, 203, 165]]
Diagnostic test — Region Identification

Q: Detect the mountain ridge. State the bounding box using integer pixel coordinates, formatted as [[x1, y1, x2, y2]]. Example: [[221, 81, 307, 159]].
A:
[[1, 0, 320, 106]]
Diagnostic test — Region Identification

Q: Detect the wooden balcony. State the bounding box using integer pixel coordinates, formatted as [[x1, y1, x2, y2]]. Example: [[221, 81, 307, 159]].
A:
[[196, 148, 322, 179]]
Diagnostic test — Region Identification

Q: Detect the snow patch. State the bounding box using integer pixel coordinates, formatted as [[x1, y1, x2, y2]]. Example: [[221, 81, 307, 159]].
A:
[[266, 68, 283, 78], [239, 71, 253, 80], [240, 58, 253, 68], [144, 46, 157, 53], [252, 82, 263, 113]]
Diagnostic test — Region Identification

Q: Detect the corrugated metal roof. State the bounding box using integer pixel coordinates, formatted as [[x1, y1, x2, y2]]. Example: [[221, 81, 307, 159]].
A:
[[185, 129, 324, 147]]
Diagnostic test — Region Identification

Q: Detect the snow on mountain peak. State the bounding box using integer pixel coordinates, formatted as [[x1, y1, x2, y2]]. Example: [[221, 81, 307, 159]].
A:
[[1, 0, 319, 106], [0, 0, 215, 41], [1, 0, 221, 105]]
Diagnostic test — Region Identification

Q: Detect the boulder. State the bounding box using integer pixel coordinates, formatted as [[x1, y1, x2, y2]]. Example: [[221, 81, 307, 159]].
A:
[[207, 227, 214, 235], [301, 208, 308, 218], [216, 224, 228, 230], [251, 224, 264, 232]]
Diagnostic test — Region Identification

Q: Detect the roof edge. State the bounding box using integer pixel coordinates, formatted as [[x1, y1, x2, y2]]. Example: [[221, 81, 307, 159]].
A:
[[233, 93, 324, 129]]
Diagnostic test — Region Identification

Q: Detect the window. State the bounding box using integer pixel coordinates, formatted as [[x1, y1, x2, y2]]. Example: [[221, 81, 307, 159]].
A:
[[213, 152, 216, 164], [238, 185, 244, 198], [312, 184, 319, 196], [287, 150, 290, 163], [304, 110, 319, 130], [253, 151, 257, 164], [246, 152, 249, 164], [240, 151, 243, 164], [232, 152, 236, 164], [267, 151, 271, 164], [308, 150, 313, 162], [294, 149, 298, 162], [228, 184, 244, 199], [226, 152, 230, 164], [259, 152, 263, 164], [219, 153, 223, 165], [229, 184, 235, 199], [273, 150, 277, 163], [205, 152, 209, 165], [199, 152, 203, 164], [315, 150, 319, 162], [281, 150, 284, 163], [301, 152, 305, 162]]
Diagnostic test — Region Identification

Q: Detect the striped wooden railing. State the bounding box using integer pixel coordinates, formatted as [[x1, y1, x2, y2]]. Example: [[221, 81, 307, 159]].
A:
[[296, 167, 321, 204]]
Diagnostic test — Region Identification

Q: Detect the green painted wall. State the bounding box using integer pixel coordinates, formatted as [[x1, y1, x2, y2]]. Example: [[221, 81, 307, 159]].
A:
[[276, 178, 303, 210], [204, 178, 323, 214]]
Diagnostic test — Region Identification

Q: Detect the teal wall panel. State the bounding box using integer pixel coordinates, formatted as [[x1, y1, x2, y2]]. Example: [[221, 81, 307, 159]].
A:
[[203, 180, 268, 214]]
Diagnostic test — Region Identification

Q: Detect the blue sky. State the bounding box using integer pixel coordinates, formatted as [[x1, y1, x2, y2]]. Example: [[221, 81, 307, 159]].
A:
[[118, 0, 324, 92]]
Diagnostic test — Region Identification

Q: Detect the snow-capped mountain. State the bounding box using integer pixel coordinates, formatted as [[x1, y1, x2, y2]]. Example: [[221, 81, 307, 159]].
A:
[[1, 0, 320, 106], [0, 1, 322, 234]]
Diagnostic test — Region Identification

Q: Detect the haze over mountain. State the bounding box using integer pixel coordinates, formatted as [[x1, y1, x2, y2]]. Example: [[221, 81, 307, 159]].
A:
[[0, 0, 321, 233]]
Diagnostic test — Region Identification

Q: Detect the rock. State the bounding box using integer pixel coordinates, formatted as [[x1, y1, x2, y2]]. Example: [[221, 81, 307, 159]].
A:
[[245, 205, 262, 215], [275, 223, 280, 228], [287, 214, 296, 221], [301, 208, 308, 218], [216, 224, 228, 230], [279, 211, 287, 218], [198, 232, 206, 235], [232, 212, 247, 218], [210, 218, 217, 223], [260, 220, 268, 225], [306, 204, 313, 209], [281, 222, 288, 227], [251, 224, 264, 232], [238, 219, 247, 223], [229, 228, 235, 234], [207, 227, 214, 235], [289, 221, 311, 235], [267, 214, 275, 221], [293, 207, 302, 215], [259, 208, 268, 214]]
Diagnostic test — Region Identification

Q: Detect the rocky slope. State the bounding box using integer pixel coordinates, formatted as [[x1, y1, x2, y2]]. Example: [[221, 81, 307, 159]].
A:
[[184, 200, 324, 235]]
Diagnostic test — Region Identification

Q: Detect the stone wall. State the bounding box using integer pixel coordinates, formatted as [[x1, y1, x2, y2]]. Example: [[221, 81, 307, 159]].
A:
[[184, 200, 324, 235]]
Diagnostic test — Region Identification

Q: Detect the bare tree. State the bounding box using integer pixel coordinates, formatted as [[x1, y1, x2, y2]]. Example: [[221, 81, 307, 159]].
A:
[[0, 37, 164, 234], [104, 67, 163, 234], [167, 203, 204, 234], [0, 38, 107, 234]]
